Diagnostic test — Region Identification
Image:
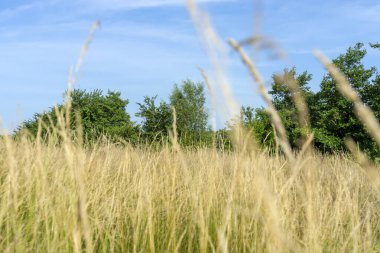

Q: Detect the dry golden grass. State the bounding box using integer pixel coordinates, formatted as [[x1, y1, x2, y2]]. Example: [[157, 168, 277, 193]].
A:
[[1, 134, 380, 252], [1, 1, 380, 252]]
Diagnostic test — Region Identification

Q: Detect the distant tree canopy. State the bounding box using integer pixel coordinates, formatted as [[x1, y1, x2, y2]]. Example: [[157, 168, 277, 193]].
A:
[[18, 80, 211, 146], [17, 89, 137, 142], [240, 42, 380, 158], [136, 95, 172, 142], [242, 67, 313, 149], [16, 43, 380, 157], [136, 79, 210, 146], [169, 79, 209, 145], [311, 43, 378, 155]]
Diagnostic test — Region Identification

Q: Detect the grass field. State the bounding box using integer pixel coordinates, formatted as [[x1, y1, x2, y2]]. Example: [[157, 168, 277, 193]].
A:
[[1, 133, 380, 252], [1, 1, 380, 252]]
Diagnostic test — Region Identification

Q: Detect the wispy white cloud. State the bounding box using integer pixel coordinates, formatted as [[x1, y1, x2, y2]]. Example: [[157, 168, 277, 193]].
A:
[[0, 0, 63, 20], [0, 2, 40, 20], [80, 0, 236, 11], [342, 2, 380, 23]]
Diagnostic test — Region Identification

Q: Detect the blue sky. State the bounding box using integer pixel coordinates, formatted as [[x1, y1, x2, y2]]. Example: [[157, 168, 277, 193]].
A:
[[1, 0, 379, 132]]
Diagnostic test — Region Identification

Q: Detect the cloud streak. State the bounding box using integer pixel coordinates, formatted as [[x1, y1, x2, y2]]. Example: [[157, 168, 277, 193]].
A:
[[81, 0, 236, 11]]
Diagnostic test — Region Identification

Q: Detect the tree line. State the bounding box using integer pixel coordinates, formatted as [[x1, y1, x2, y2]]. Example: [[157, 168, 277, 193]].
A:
[[17, 43, 380, 157]]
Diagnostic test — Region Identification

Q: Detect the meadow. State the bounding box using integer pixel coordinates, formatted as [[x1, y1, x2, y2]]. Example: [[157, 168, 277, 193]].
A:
[[1, 127, 380, 252], [1, 1, 380, 252]]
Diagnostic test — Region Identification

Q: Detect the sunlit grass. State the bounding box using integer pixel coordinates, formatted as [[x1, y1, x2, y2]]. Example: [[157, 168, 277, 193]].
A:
[[1, 1, 380, 252], [0, 134, 379, 252]]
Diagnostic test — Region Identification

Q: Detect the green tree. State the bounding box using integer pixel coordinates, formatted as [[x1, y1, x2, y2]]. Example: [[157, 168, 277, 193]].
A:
[[240, 106, 255, 128], [369, 42, 380, 49], [312, 43, 378, 156], [248, 107, 277, 149], [244, 68, 313, 149], [365, 43, 380, 120], [18, 89, 137, 142], [136, 96, 172, 142], [270, 68, 313, 148], [169, 79, 209, 145]]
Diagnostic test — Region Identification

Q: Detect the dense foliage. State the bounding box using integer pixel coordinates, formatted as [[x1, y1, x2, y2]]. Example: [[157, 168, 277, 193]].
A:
[[136, 95, 172, 143], [238, 43, 380, 158], [17, 43, 380, 156], [169, 79, 210, 146], [312, 43, 378, 156], [18, 89, 136, 142]]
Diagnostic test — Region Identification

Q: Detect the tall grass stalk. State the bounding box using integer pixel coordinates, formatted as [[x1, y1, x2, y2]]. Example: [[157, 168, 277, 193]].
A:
[[1, 133, 380, 252], [1, 1, 380, 252]]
